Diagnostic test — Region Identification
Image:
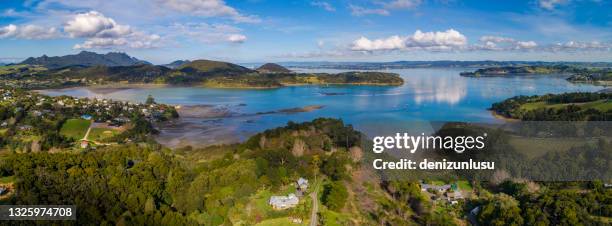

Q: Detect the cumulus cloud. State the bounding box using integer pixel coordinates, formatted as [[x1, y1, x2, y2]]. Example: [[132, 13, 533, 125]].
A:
[[539, 0, 566, 10], [64, 11, 131, 38], [65, 11, 161, 49], [311, 1, 336, 12], [227, 34, 246, 43], [475, 35, 538, 50], [349, 5, 390, 16], [0, 24, 59, 39], [516, 41, 538, 49], [351, 29, 467, 51], [351, 36, 405, 51], [408, 29, 467, 48], [0, 24, 18, 38], [156, 0, 260, 23]]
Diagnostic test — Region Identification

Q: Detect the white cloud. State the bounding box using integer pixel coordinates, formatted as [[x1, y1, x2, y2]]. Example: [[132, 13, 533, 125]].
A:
[[0, 24, 18, 38], [516, 41, 538, 49], [65, 11, 161, 49], [127, 33, 162, 49], [170, 22, 246, 44], [383, 0, 422, 9], [349, 5, 390, 16], [0, 24, 59, 39], [351, 35, 405, 51], [539, 0, 566, 10], [277, 50, 353, 59], [317, 40, 325, 48], [156, 0, 260, 23], [351, 29, 468, 51], [476, 35, 538, 50], [64, 11, 131, 38], [408, 29, 467, 49], [311, 1, 336, 12], [74, 33, 162, 49], [349, 0, 421, 16], [550, 41, 612, 51], [74, 38, 127, 49], [479, 36, 515, 43], [227, 34, 246, 43]]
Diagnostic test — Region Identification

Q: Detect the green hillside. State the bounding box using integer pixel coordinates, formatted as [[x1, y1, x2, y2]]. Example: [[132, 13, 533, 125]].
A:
[[178, 59, 252, 73], [491, 92, 612, 121]]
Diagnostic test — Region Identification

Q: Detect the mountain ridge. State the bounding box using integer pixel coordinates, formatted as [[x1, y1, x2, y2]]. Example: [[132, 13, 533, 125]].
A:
[[20, 51, 150, 69]]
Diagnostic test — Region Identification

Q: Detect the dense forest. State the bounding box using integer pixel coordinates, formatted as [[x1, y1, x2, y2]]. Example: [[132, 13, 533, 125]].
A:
[[0, 118, 369, 225]]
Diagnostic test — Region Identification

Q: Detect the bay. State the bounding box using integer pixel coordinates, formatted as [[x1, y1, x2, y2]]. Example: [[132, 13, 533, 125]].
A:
[[38, 68, 605, 147]]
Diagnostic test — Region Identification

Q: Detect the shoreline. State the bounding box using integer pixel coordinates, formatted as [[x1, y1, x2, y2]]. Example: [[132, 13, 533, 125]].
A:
[[489, 110, 520, 122], [35, 80, 404, 92]]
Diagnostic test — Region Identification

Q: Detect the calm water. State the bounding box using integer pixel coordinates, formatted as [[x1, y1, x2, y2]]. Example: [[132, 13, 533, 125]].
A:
[[39, 68, 605, 147]]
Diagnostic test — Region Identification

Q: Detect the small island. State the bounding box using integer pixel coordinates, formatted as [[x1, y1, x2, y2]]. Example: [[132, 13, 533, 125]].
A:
[[0, 52, 404, 89]]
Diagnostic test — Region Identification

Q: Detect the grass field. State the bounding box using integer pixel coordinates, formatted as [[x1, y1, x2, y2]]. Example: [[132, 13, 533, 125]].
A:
[[88, 128, 120, 142], [0, 176, 15, 184], [0, 64, 46, 76], [319, 208, 351, 226], [255, 217, 306, 226], [59, 119, 91, 140], [508, 136, 589, 159], [456, 180, 472, 191], [521, 100, 612, 112]]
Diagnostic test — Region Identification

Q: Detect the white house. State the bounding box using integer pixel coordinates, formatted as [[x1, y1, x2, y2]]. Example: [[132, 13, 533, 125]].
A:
[[269, 193, 299, 210], [297, 177, 309, 190], [420, 183, 451, 193]]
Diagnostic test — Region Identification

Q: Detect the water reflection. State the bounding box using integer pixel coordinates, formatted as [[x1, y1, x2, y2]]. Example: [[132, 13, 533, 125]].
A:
[[403, 71, 468, 105]]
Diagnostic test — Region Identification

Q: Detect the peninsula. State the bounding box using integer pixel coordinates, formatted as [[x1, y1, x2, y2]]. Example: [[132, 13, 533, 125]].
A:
[[490, 92, 611, 121], [0, 52, 404, 89]]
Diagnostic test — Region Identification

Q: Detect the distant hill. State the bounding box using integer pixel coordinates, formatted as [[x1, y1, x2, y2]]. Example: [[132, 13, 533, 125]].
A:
[[20, 51, 150, 69], [59, 64, 171, 83], [278, 61, 612, 70], [256, 63, 291, 73], [163, 60, 191, 69], [178, 59, 253, 74]]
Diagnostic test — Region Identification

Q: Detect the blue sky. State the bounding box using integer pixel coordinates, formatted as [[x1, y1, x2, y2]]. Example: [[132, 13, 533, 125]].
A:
[[0, 0, 611, 64]]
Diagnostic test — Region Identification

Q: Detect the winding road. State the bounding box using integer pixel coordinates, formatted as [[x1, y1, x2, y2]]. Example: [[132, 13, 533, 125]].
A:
[[309, 181, 319, 226]]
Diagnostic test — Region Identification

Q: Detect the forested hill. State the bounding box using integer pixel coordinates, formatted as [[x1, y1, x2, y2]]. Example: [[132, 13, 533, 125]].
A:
[[491, 92, 612, 121], [256, 63, 292, 73], [0, 62, 404, 89], [460, 65, 577, 76], [566, 68, 612, 85], [0, 118, 368, 225], [20, 51, 150, 69]]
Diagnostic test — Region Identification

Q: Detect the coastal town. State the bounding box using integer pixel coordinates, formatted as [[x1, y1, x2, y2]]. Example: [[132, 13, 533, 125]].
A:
[[0, 88, 178, 152]]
